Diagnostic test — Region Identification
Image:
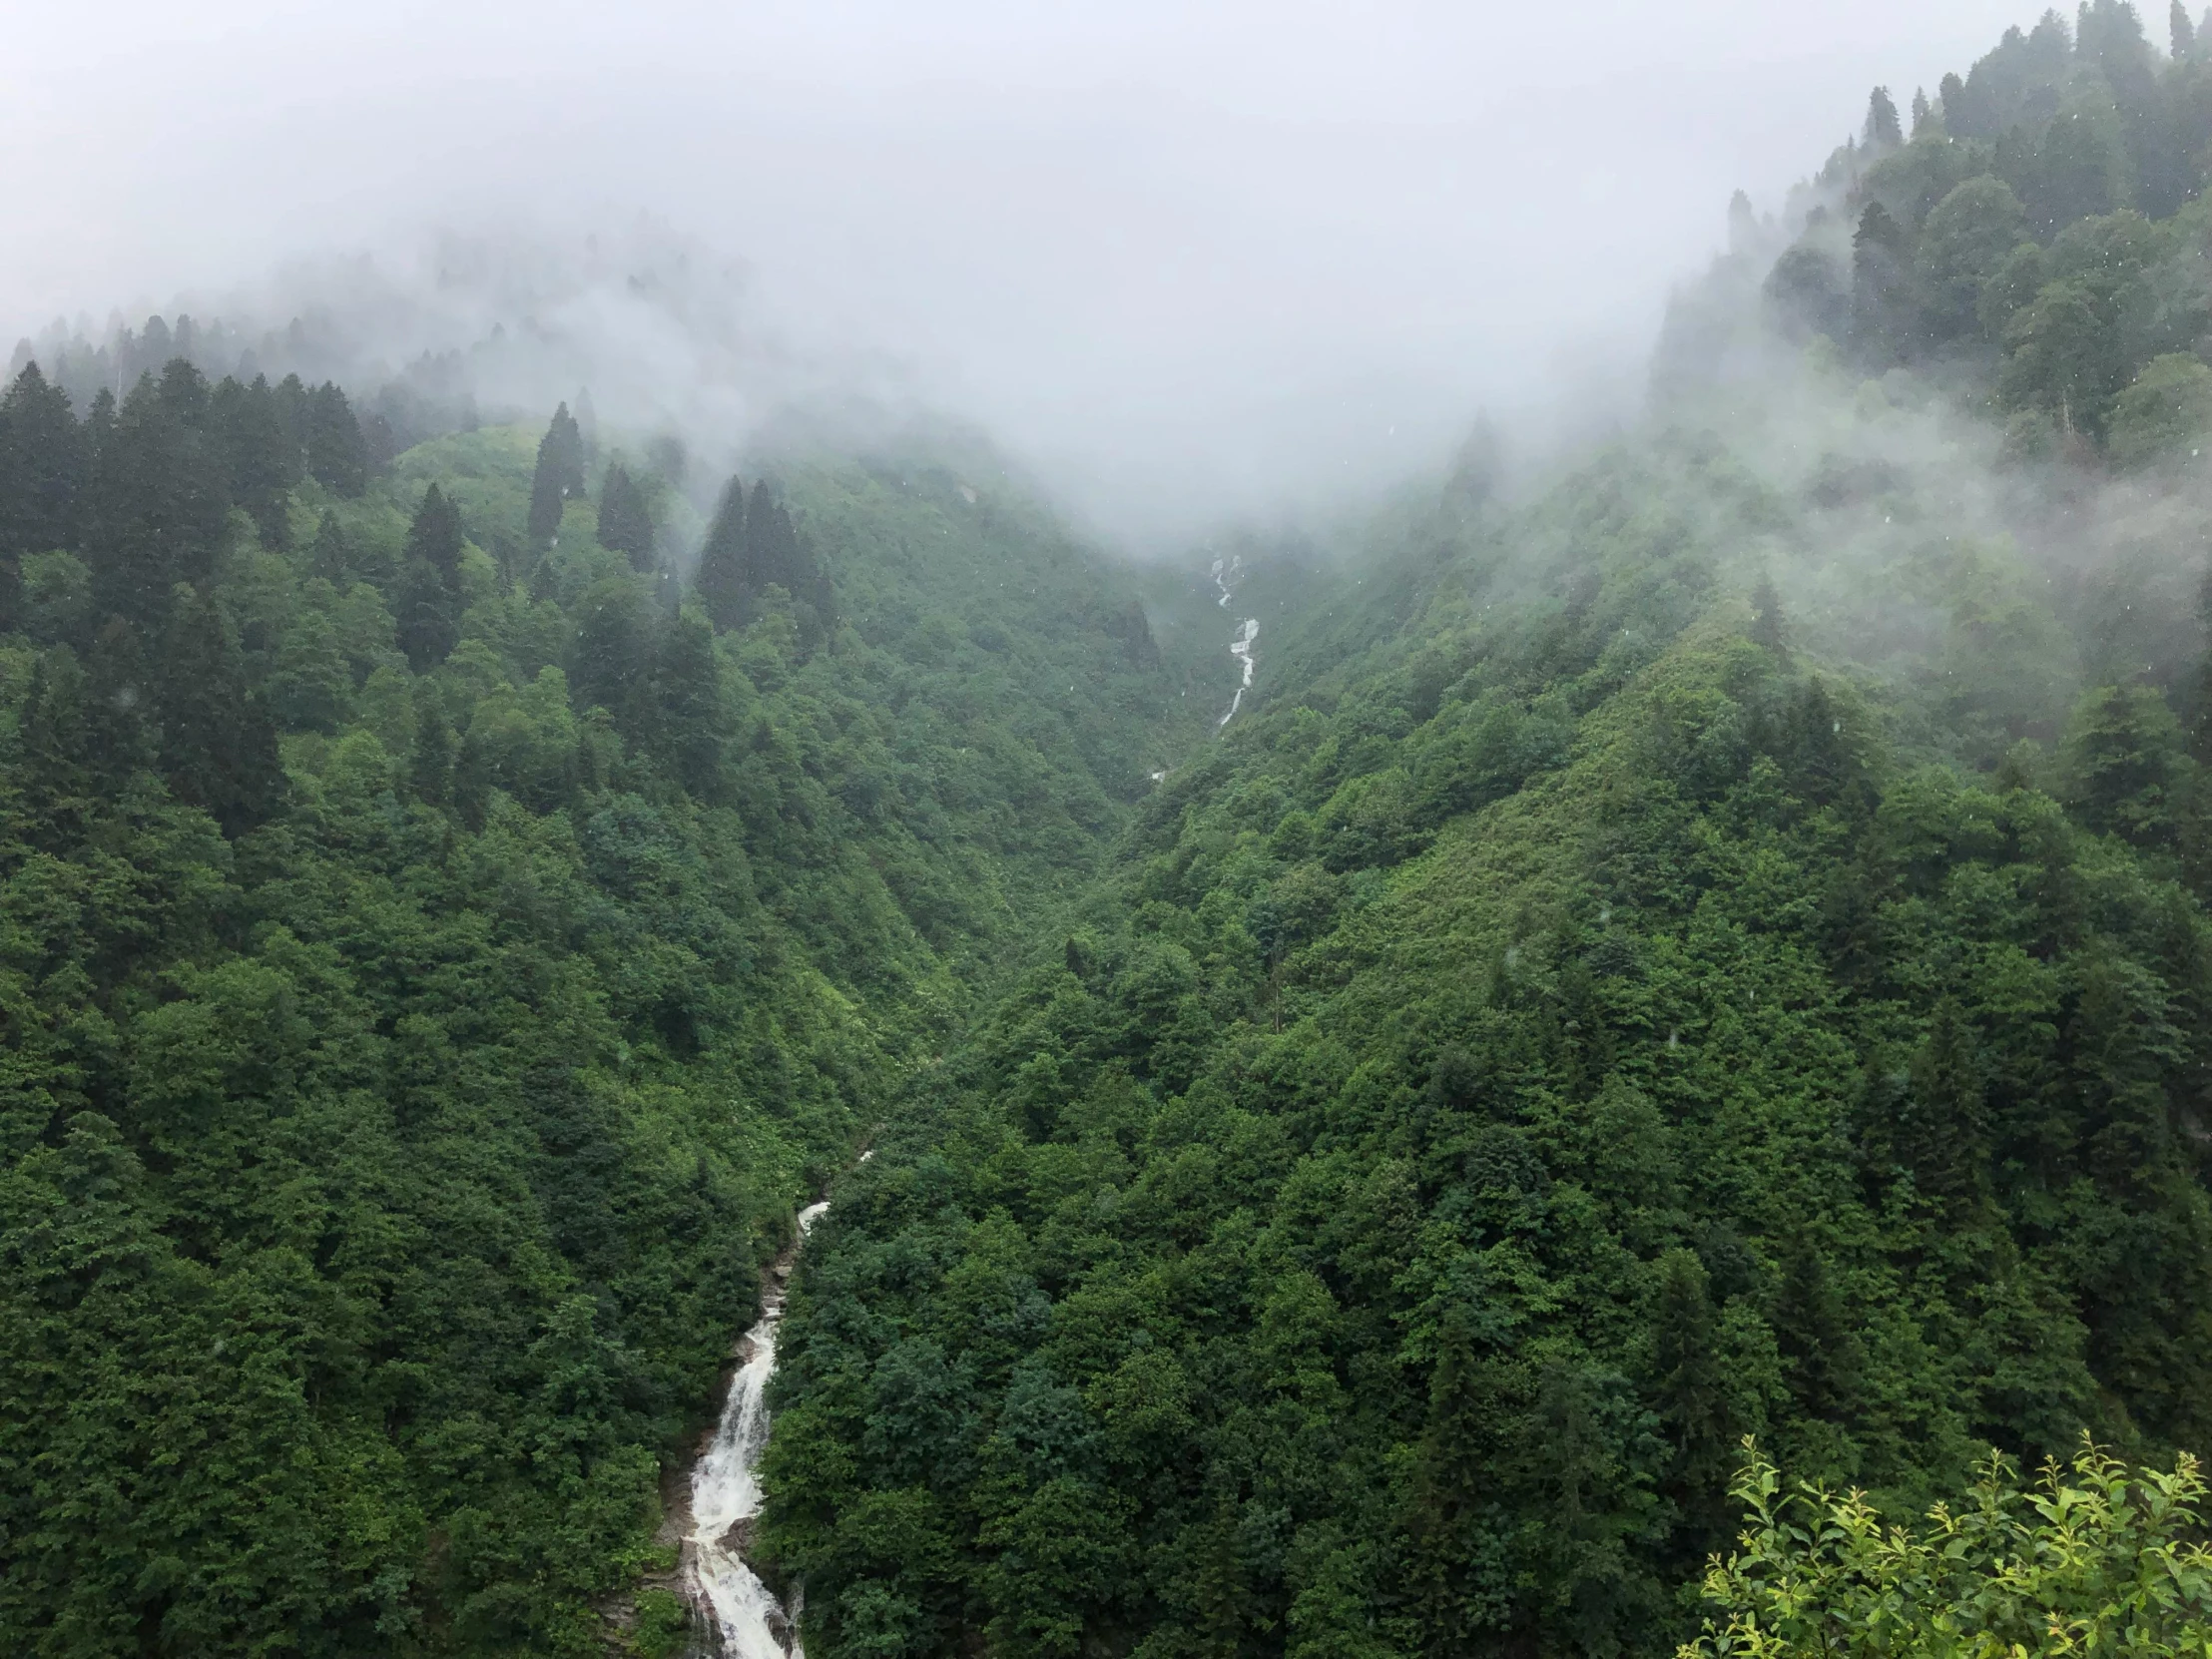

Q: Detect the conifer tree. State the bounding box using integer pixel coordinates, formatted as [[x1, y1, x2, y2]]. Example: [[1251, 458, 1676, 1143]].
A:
[[1911, 87, 1934, 134], [1865, 86, 1905, 149], [695, 475, 750, 631], [527, 401, 587, 548], [1650, 1249, 1735, 1521], [211, 373, 300, 547], [1773, 1237, 1866, 1424], [87, 366, 230, 628], [1895, 998, 1992, 1209], [2176, 0, 2198, 57], [16, 651, 101, 849], [745, 480, 834, 637], [408, 686, 454, 807], [571, 575, 653, 731], [0, 362, 87, 629], [396, 483, 465, 671], [158, 584, 283, 834], [1751, 573, 1787, 656], [1938, 71, 1975, 135], [2062, 683, 2190, 850], [596, 461, 655, 571], [652, 611, 725, 796], [1851, 201, 1915, 363], [301, 381, 366, 496]]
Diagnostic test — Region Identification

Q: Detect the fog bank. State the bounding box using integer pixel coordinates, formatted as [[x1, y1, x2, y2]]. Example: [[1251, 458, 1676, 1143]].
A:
[[6, 0, 2037, 546]]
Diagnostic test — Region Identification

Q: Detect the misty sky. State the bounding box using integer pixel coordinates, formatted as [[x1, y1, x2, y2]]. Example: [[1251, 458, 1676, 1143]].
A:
[[8, 0, 2041, 543]]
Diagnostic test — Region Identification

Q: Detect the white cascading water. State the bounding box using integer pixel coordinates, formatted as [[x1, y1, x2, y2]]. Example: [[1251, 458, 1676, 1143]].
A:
[[1218, 618, 1259, 727], [1208, 554, 1259, 728], [683, 1200, 830, 1658]]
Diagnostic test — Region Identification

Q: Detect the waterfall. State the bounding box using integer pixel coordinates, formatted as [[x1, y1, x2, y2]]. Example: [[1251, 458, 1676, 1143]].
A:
[[682, 1200, 830, 1658], [1208, 554, 1258, 728], [1218, 617, 1259, 727]]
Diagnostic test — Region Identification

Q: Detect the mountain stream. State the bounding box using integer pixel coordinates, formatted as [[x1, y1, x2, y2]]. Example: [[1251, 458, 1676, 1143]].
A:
[[682, 1199, 830, 1657], [1209, 555, 1259, 728]]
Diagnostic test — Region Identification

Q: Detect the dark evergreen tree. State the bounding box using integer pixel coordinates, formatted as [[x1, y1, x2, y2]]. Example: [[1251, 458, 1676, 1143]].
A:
[[570, 575, 653, 731], [1911, 87, 1934, 134], [1938, 71, 1976, 135], [744, 480, 834, 638], [2062, 683, 2190, 850], [0, 362, 87, 628], [1750, 573, 1787, 656], [596, 461, 655, 571], [395, 483, 465, 671], [526, 401, 587, 548], [1773, 1237, 1866, 1428], [15, 651, 102, 849], [695, 475, 750, 631], [651, 611, 726, 796], [1851, 201, 1916, 363], [157, 584, 284, 834], [1649, 1249, 1735, 1538], [301, 382, 366, 496], [210, 373, 300, 547], [1402, 1305, 1515, 1653], [1865, 85, 1905, 149], [86, 365, 231, 628], [2177, 0, 2199, 58], [1893, 999, 1992, 1210], [408, 686, 454, 808]]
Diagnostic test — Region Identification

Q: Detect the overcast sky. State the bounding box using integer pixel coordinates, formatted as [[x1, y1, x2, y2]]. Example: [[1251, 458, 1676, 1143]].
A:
[[5, 0, 2043, 543]]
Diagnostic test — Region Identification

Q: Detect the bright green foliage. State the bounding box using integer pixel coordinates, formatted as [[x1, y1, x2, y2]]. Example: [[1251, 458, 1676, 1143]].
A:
[[1681, 1439, 2212, 1659], [761, 402, 2212, 1658], [0, 376, 1208, 1654]]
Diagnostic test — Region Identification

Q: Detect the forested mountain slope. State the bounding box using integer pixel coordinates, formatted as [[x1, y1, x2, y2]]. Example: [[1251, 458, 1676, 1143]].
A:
[[0, 359, 1212, 1654], [759, 11, 2212, 1659]]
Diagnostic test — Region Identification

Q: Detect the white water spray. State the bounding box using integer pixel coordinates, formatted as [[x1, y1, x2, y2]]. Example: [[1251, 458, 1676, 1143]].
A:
[[1218, 618, 1259, 727], [1208, 555, 1259, 728], [682, 1200, 830, 1658]]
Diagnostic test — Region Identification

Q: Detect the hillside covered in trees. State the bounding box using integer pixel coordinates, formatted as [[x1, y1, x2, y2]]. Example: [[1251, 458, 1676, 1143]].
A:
[[18, 5, 2212, 1659], [0, 353, 1221, 1654], [754, 10, 2212, 1659]]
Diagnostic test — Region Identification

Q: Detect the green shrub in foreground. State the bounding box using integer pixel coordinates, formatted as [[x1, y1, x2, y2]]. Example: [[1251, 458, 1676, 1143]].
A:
[[1684, 1439, 2212, 1659]]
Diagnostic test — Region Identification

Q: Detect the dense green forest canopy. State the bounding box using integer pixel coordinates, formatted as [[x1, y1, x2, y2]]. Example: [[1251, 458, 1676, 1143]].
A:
[[18, 5, 2212, 1659], [755, 9, 2212, 1659], [0, 355, 1222, 1654]]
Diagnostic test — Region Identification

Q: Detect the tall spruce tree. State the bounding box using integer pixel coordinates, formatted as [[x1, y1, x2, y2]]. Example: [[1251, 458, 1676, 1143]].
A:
[[1851, 201, 1916, 363], [1864, 85, 1905, 149], [0, 362, 87, 629], [526, 401, 586, 548], [651, 611, 725, 797], [87, 364, 230, 629], [211, 373, 300, 547], [301, 381, 366, 495], [596, 461, 655, 571], [744, 480, 834, 637], [395, 483, 466, 671], [695, 476, 750, 631], [158, 583, 284, 834]]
